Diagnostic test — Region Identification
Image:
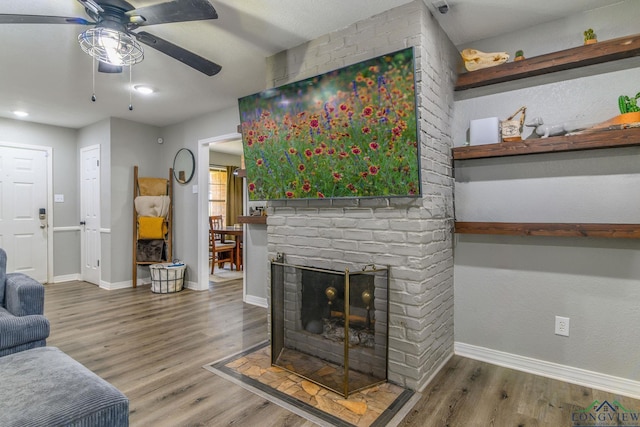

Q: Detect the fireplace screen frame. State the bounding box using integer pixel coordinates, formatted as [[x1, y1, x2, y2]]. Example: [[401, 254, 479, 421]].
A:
[[271, 254, 389, 398]]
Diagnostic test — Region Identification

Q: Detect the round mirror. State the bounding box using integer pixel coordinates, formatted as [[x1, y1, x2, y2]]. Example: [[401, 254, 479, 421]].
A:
[[173, 148, 195, 184]]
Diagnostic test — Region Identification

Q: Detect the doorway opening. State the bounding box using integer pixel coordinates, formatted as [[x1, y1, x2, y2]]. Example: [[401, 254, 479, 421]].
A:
[[197, 133, 245, 292]]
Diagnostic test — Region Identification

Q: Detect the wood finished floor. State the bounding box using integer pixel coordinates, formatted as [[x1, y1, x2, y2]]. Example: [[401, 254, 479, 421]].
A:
[[44, 281, 639, 426]]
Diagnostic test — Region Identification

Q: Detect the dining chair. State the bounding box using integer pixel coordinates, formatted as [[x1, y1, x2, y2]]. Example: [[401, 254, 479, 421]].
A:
[[210, 215, 234, 244], [209, 222, 236, 273]]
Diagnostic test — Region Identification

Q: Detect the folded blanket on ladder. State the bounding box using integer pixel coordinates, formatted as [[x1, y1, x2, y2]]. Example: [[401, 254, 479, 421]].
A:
[[138, 177, 167, 196], [135, 196, 171, 218], [138, 216, 167, 239], [137, 240, 165, 262]]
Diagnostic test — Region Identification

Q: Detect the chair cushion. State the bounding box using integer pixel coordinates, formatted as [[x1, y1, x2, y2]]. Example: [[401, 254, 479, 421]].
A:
[[216, 242, 236, 251]]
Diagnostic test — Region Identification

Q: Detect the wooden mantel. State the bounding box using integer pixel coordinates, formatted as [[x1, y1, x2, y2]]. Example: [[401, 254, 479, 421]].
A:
[[237, 215, 267, 224]]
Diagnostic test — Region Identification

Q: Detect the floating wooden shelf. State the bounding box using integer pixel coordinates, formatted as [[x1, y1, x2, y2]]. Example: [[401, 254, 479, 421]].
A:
[[455, 222, 640, 239], [455, 33, 640, 91], [453, 34, 640, 240], [237, 215, 267, 224], [452, 127, 640, 160]]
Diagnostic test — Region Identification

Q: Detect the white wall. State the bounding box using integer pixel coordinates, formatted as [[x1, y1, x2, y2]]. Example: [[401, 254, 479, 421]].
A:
[[109, 118, 164, 285], [209, 151, 241, 168], [161, 107, 241, 283], [453, 0, 640, 383]]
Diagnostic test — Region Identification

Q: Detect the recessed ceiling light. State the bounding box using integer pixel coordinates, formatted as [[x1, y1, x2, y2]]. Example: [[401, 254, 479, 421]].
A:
[[133, 85, 155, 95], [12, 110, 29, 117]]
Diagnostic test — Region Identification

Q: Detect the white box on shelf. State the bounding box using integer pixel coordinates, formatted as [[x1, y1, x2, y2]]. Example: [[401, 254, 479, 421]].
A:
[[470, 117, 500, 145]]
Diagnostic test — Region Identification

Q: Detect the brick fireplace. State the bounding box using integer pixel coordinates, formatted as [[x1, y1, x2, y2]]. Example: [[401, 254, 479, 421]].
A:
[[264, 1, 456, 391]]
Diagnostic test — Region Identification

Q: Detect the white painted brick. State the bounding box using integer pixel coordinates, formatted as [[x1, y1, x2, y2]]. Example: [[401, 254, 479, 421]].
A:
[[371, 253, 406, 267], [343, 229, 373, 241], [332, 239, 358, 251], [373, 208, 407, 219], [341, 251, 375, 264], [317, 249, 345, 260], [372, 231, 407, 243], [264, 0, 455, 392], [358, 198, 393, 208], [322, 228, 344, 240], [286, 216, 328, 227], [357, 242, 390, 254]]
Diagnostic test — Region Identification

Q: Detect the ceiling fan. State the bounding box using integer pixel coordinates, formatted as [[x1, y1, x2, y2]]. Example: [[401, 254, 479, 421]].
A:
[[0, 0, 222, 76]]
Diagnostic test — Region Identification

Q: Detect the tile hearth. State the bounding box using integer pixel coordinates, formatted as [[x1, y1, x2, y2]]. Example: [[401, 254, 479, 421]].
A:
[[208, 343, 415, 427]]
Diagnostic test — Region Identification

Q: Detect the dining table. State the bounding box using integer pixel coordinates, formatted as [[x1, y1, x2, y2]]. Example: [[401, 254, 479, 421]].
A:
[[212, 226, 243, 270]]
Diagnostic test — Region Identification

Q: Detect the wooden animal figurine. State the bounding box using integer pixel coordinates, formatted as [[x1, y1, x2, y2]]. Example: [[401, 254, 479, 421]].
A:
[[461, 48, 510, 71]]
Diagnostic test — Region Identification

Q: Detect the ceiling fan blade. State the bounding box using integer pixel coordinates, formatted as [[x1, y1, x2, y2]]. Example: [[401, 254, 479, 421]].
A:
[[127, 0, 217, 26], [134, 31, 221, 76], [0, 14, 92, 25]]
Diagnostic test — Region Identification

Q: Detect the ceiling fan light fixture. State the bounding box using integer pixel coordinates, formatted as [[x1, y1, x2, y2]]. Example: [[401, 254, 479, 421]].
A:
[[78, 27, 144, 66]]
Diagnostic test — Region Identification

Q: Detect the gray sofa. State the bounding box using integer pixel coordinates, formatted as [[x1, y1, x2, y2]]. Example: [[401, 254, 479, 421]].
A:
[[0, 249, 129, 425], [0, 248, 50, 357]]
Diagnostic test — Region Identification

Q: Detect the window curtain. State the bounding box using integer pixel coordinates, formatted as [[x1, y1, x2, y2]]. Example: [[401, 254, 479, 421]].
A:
[[226, 166, 243, 227]]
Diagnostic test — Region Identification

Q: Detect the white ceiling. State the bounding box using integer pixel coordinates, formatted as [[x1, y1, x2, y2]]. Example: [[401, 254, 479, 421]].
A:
[[0, 0, 622, 134]]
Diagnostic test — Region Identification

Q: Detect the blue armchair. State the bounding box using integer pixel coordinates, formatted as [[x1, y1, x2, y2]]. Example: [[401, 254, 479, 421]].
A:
[[0, 248, 50, 357]]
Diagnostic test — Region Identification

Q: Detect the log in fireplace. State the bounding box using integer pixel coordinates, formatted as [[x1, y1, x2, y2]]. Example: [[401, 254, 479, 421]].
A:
[[271, 254, 389, 398]]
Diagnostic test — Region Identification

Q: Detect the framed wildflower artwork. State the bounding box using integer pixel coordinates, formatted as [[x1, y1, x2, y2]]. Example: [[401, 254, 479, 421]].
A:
[[238, 47, 420, 200]]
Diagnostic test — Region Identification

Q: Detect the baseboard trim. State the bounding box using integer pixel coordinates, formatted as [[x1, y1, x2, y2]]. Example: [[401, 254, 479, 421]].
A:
[[417, 350, 455, 393], [244, 295, 268, 308], [101, 280, 132, 290], [185, 280, 205, 291], [455, 342, 640, 400], [52, 274, 81, 283]]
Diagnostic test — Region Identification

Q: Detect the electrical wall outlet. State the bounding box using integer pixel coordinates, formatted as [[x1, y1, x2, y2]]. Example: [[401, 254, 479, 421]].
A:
[[555, 316, 570, 337]]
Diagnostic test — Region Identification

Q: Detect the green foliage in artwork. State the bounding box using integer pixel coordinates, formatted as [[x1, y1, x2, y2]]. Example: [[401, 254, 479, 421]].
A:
[[238, 49, 420, 200]]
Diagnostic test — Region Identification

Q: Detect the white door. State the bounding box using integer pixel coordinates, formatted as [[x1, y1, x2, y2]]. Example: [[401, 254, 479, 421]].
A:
[[80, 145, 101, 285], [0, 145, 48, 282]]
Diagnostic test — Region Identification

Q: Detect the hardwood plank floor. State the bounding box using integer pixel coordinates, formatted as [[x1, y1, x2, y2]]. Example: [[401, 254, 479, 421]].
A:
[[44, 281, 639, 426], [398, 355, 640, 427]]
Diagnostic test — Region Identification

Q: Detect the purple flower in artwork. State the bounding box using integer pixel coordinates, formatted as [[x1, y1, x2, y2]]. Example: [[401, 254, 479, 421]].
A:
[[323, 103, 332, 128], [284, 151, 294, 167], [260, 150, 270, 170], [352, 81, 361, 106]]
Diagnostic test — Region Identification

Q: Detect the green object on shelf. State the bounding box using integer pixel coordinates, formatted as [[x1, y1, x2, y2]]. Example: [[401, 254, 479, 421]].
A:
[[618, 92, 640, 114], [583, 28, 596, 42]]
